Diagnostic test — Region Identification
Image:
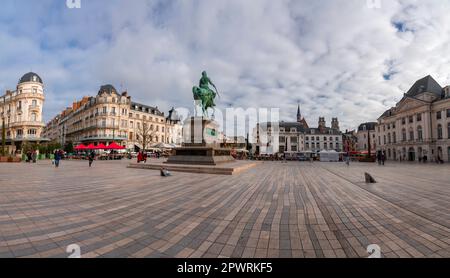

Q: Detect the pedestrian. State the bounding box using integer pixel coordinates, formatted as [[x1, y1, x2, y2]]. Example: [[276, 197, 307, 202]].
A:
[[345, 152, 350, 166], [32, 150, 37, 163], [88, 151, 95, 167], [381, 151, 386, 166], [137, 151, 143, 163], [377, 151, 382, 165], [143, 152, 148, 163], [54, 150, 61, 168]]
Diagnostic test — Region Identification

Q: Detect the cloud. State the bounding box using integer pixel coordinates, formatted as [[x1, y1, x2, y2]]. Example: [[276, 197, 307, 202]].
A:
[[1, 0, 450, 131]]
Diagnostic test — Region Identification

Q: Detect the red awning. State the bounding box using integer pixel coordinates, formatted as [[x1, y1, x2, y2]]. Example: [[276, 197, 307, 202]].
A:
[[107, 142, 125, 150], [96, 143, 107, 150], [86, 143, 96, 150], [74, 144, 87, 150]]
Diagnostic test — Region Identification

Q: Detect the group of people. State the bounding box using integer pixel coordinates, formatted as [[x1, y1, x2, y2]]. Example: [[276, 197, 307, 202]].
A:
[[377, 151, 387, 166], [25, 150, 38, 163], [52, 150, 96, 168]]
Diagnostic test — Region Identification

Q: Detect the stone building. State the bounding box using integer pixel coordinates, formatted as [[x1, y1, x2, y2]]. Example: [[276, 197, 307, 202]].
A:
[[253, 105, 343, 155], [376, 75, 450, 162], [356, 122, 377, 151], [43, 84, 183, 150], [0, 72, 48, 154]]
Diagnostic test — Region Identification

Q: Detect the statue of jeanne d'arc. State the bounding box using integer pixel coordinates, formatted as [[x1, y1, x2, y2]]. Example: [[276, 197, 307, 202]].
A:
[[192, 71, 220, 118]]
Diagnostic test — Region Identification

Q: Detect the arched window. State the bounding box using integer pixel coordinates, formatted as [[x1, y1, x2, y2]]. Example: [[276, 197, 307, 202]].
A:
[[437, 124, 443, 139], [417, 126, 423, 141]]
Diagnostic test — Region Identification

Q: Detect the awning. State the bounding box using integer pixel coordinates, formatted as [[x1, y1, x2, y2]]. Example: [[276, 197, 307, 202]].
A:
[[74, 144, 88, 150], [95, 143, 108, 150], [86, 143, 96, 150], [107, 142, 125, 150]]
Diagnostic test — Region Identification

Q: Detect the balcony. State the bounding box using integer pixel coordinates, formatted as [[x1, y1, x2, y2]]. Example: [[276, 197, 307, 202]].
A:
[[9, 121, 45, 128], [29, 105, 40, 112], [80, 135, 128, 142]]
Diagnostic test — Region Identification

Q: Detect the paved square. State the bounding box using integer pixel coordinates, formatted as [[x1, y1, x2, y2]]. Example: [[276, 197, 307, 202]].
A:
[[0, 160, 449, 258]]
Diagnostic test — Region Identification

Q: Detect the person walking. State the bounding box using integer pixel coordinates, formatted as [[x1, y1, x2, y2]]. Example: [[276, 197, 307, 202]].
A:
[[88, 151, 95, 167], [54, 150, 61, 168], [137, 151, 143, 163], [381, 151, 386, 166], [377, 151, 382, 165], [32, 150, 37, 163]]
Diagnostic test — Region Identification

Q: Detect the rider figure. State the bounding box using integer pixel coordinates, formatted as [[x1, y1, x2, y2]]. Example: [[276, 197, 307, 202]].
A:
[[199, 71, 217, 95]]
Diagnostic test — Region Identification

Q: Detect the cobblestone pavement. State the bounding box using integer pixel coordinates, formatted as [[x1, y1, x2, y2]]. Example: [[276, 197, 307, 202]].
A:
[[0, 159, 449, 258]]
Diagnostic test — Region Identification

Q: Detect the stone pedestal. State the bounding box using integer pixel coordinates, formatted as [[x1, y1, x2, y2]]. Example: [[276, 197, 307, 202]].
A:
[[166, 117, 235, 165]]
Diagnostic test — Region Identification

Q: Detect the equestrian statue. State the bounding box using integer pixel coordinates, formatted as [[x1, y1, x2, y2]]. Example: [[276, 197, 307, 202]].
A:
[[193, 71, 220, 118]]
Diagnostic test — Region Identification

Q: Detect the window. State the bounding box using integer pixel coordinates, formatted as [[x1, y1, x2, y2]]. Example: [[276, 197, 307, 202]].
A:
[[17, 129, 23, 136], [291, 145, 297, 152], [416, 113, 422, 121], [306, 137, 309, 141], [437, 124, 443, 139], [393, 132, 396, 143], [402, 118, 406, 125], [31, 113, 37, 122], [408, 116, 413, 123], [316, 136, 319, 141], [383, 135, 386, 144], [402, 129, 406, 141], [306, 143, 310, 149], [330, 143, 333, 149], [32, 88, 37, 94], [388, 133, 391, 144], [102, 119, 106, 127], [324, 137, 327, 141], [28, 129, 37, 135], [448, 123, 450, 139], [447, 109, 450, 118], [290, 137, 298, 143], [409, 128, 414, 141], [324, 143, 328, 149], [32, 100, 37, 107], [437, 111, 442, 120], [103, 107, 107, 113], [417, 126, 423, 141]]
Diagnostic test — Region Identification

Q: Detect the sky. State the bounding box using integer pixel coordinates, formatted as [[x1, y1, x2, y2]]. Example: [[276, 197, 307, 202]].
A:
[[1, 0, 450, 131]]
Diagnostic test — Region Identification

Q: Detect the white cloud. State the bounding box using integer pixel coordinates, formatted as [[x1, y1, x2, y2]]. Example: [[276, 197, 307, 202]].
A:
[[1, 0, 450, 131]]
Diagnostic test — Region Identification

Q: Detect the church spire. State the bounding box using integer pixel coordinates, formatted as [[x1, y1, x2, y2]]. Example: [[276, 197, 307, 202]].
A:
[[297, 103, 301, 122]]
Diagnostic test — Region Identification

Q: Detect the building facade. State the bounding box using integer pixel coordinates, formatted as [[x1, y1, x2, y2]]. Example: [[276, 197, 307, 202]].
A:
[[376, 75, 450, 162], [356, 122, 377, 151], [254, 105, 343, 155], [0, 72, 48, 154], [43, 84, 183, 150]]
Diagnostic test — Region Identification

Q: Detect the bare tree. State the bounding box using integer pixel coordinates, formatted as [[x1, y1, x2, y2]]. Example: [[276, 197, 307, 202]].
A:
[[136, 120, 157, 151]]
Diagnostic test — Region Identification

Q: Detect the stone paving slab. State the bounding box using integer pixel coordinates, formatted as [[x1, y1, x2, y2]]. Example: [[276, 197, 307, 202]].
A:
[[0, 159, 449, 258]]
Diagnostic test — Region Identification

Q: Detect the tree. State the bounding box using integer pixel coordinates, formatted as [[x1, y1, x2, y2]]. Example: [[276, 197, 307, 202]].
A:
[[137, 120, 156, 151], [64, 141, 74, 154]]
